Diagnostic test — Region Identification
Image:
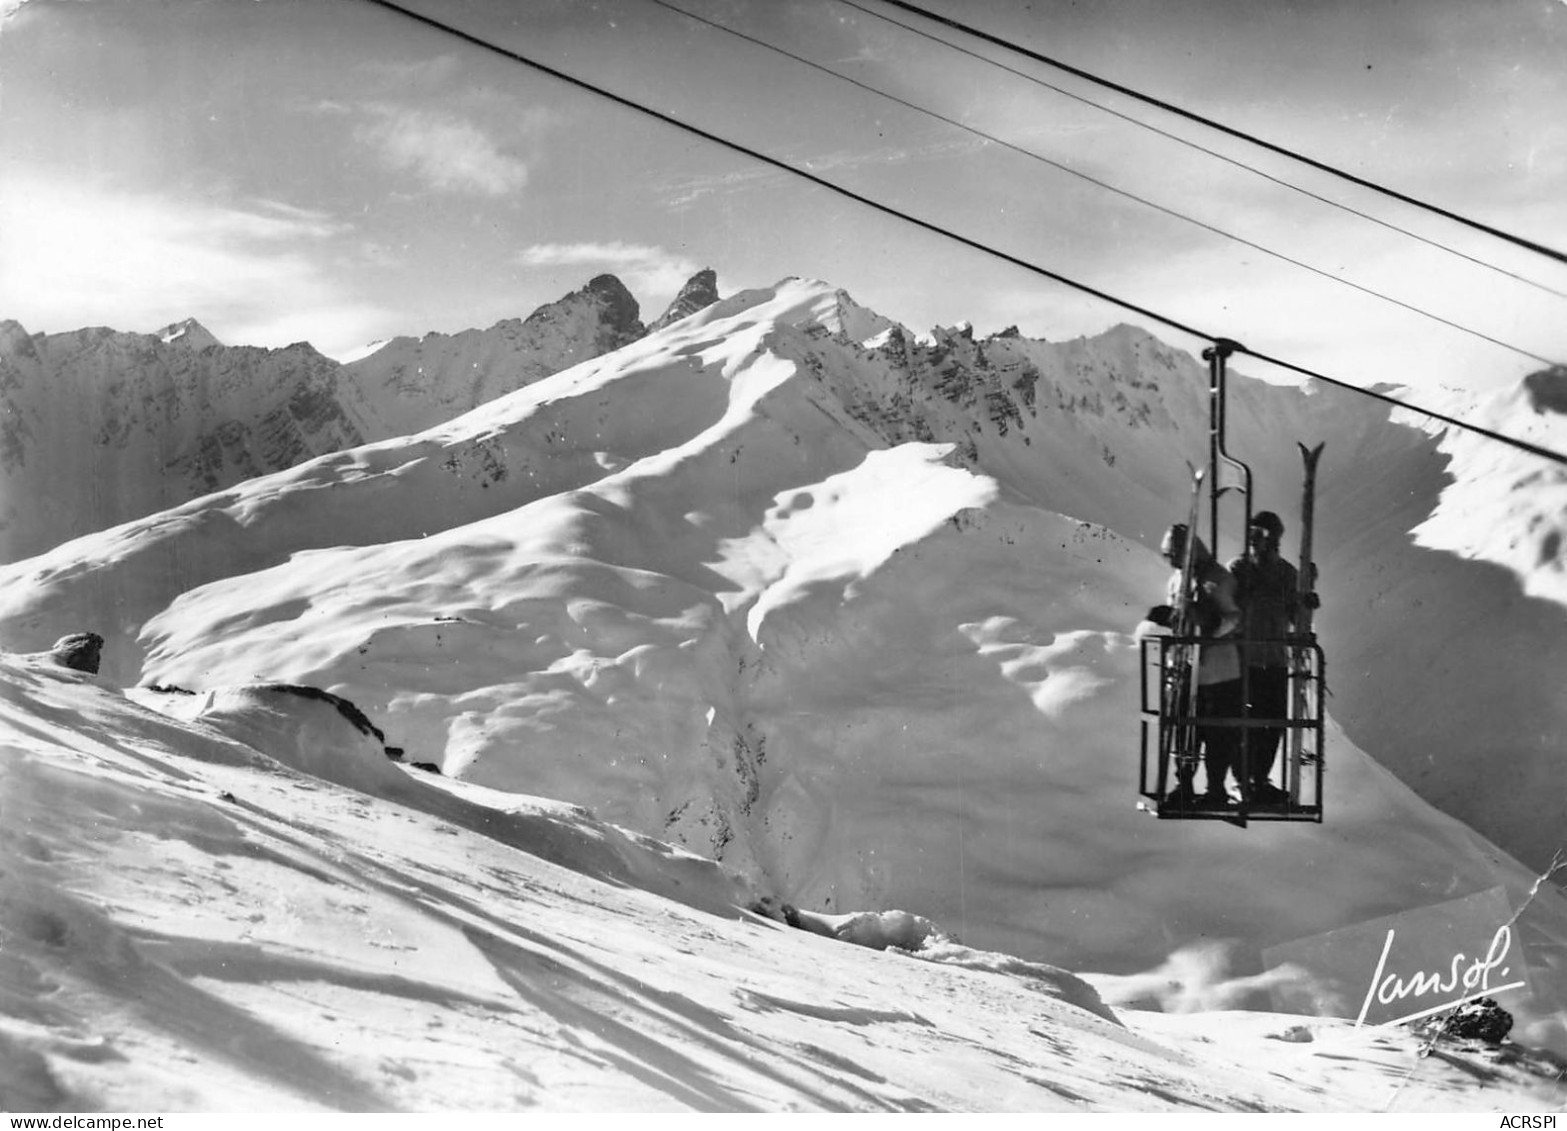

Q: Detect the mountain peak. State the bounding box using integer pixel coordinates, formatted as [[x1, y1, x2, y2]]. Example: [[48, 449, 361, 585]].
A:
[[584, 273, 630, 299], [0, 319, 36, 356], [584, 274, 641, 324], [648, 268, 721, 334], [520, 274, 645, 351], [156, 318, 222, 351]]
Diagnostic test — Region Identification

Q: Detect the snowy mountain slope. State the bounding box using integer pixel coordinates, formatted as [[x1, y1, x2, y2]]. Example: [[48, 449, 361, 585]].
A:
[[12, 270, 1559, 879], [1402, 367, 1567, 609], [660, 298, 1567, 879], [1297, 378, 1567, 876], [3, 651, 1563, 1112], [2, 278, 1565, 1060], [0, 273, 720, 564], [0, 320, 364, 563], [10, 263, 1559, 872]]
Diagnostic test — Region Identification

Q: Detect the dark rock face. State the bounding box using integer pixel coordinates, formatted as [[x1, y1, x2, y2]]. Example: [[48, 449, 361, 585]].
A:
[[648, 268, 721, 333], [1524, 366, 1567, 414], [1, 328, 365, 561], [1419, 997, 1515, 1044], [50, 632, 103, 673], [1444, 997, 1514, 1043], [259, 683, 386, 743], [583, 274, 646, 351]]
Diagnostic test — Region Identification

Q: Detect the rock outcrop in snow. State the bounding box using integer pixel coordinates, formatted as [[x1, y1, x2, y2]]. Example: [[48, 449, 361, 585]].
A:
[[1525, 366, 1567, 414], [48, 631, 103, 674]]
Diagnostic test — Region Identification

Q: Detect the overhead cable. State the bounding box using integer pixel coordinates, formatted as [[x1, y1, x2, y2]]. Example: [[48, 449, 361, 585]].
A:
[[648, 0, 1561, 368], [358, 0, 1567, 470], [875, 0, 1567, 270], [836, 0, 1567, 302], [1233, 348, 1567, 471]]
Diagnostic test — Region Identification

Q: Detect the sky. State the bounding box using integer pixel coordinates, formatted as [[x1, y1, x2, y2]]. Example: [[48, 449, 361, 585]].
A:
[[1, 0, 1565, 394]]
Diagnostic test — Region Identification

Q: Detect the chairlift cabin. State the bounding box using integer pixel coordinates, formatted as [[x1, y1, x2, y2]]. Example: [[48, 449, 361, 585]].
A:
[[1136, 340, 1327, 827]]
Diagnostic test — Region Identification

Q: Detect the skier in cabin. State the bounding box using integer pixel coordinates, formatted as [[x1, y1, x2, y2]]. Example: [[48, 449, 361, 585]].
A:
[[1147, 523, 1243, 807], [1228, 510, 1319, 805]]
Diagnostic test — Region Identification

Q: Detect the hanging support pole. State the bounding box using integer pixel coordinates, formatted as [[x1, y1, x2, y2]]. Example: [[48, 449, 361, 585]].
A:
[[1201, 338, 1252, 560], [1201, 338, 1254, 796]]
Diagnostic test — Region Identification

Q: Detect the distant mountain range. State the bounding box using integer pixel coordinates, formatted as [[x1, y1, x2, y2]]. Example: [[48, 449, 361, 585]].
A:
[[0, 270, 721, 563]]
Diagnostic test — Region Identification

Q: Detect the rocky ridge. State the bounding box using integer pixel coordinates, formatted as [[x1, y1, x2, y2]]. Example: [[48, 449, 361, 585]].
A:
[[0, 271, 720, 562]]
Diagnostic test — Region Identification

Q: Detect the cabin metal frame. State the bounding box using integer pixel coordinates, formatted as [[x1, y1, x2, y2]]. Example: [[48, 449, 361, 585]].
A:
[[1136, 337, 1328, 826], [1138, 634, 1326, 826]]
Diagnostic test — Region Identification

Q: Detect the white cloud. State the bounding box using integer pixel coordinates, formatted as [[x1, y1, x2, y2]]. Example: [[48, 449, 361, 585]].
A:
[[518, 241, 701, 300], [0, 175, 387, 356], [219, 198, 349, 242], [655, 135, 983, 210], [355, 105, 529, 197], [658, 166, 784, 210]]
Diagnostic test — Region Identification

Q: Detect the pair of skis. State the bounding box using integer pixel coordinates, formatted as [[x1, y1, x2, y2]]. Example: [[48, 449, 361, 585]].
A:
[[1288, 442, 1324, 808], [1160, 467, 1206, 803]]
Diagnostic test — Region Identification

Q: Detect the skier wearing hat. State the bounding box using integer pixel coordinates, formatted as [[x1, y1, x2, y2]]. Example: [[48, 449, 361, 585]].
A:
[[1229, 510, 1319, 804], [1146, 522, 1243, 806]]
